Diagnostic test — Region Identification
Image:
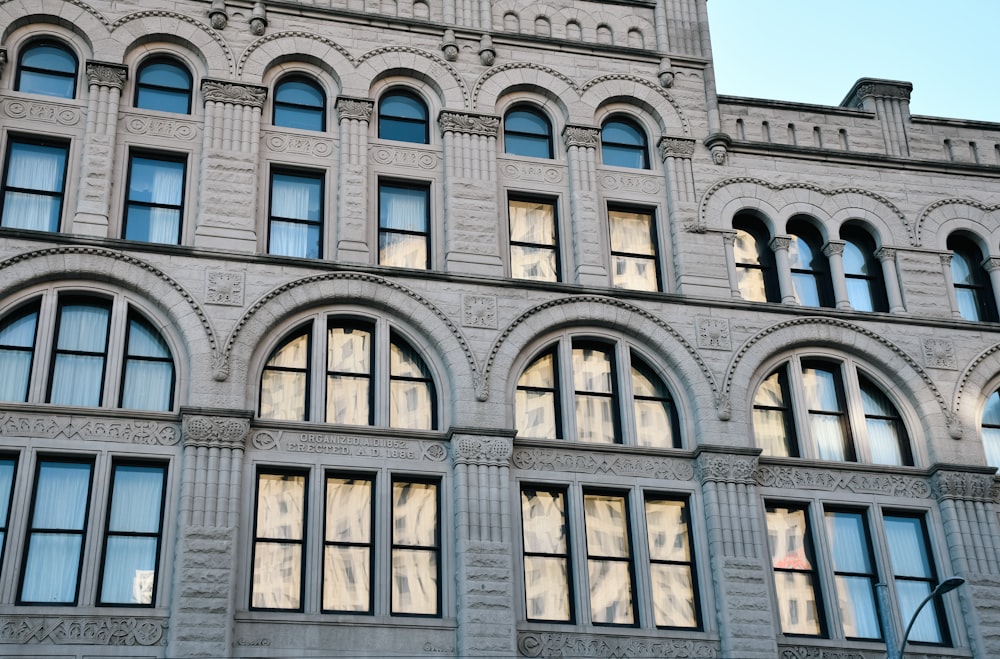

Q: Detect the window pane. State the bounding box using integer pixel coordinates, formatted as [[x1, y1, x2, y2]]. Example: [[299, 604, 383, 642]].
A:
[[101, 536, 157, 604], [327, 375, 370, 424], [326, 478, 371, 543], [252, 473, 305, 610], [379, 93, 428, 143], [584, 493, 633, 625], [252, 542, 302, 609], [393, 481, 437, 547], [521, 489, 567, 554], [766, 506, 822, 636], [392, 481, 438, 615], [584, 494, 629, 558], [835, 575, 880, 639], [272, 173, 321, 222], [275, 79, 324, 131], [129, 158, 184, 204], [108, 466, 164, 533], [324, 477, 372, 612], [19, 44, 77, 98], [0, 306, 37, 402], [649, 563, 696, 627], [380, 232, 428, 269], [574, 346, 613, 393], [101, 465, 165, 604], [646, 499, 690, 562], [256, 474, 305, 539], [328, 325, 370, 373], [0, 459, 14, 530], [380, 185, 428, 231], [609, 209, 657, 290], [261, 370, 306, 421], [2, 141, 68, 232], [588, 559, 634, 624], [22, 533, 83, 602], [516, 389, 558, 439], [505, 134, 551, 159], [324, 545, 371, 611], [50, 302, 110, 407], [826, 511, 879, 639], [122, 317, 173, 411], [391, 549, 438, 614], [136, 61, 191, 113], [390, 379, 433, 429], [753, 371, 795, 457], [521, 488, 570, 622]]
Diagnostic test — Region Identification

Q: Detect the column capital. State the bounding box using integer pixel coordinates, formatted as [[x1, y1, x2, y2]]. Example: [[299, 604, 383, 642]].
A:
[[930, 468, 999, 503], [875, 246, 896, 262], [842, 77, 912, 107], [86, 61, 128, 89], [451, 432, 513, 467], [438, 110, 499, 137], [562, 124, 600, 149], [721, 230, 737, 246], [694, 446, 759, 485], [658, 135, 696, 160], [982, 256, 1000, 273], [336, 96, 374, 121], [201, 78, 267, 108], [939, 252, 953, 267], [822, 240, 845, 257], [181, 410, 252, 450], [770, 235, 792, 251]]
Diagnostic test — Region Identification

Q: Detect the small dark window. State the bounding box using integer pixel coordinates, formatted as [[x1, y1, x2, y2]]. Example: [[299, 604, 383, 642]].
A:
[[16, 41, 77, 98], [274, 76, 325, 131], [505, 107, 553, 158], [601, 118, 648, 168], [135, 58, 193, 114], [378, 91, 429, 144]]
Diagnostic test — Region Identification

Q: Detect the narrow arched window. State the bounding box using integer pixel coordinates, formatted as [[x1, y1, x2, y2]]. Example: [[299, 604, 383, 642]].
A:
[[787, 219, 833, 307], [16, 41, 77, 98], [135, 58, 193, 114], [982, 390, 1000, 467], [733, 214, 779, 302], [0, 302, 40, 402], [948, 234, 997, 322], [601, 118, 648, 169], [378, 91, 429, 144], [504, 107, 553, 158], [273, 76, 326, 131], [842, 227, 887, 312]]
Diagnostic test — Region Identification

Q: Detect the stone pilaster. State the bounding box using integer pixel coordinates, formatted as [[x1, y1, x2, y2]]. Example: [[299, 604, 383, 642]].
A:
[[563, 125, 607, 286], [335, 97, 373, 262], [194, 80, 267, 252], [73, 61, 127, 236], [166, 410, 251, 659], [451, 429, 516, 657], [439, 111, 503, 275], [842, 78, 912, 157], [695, 447, 775, 659]]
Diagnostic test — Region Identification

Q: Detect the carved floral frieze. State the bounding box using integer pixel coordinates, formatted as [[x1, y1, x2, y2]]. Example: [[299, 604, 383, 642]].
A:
[[438, 111, 500, 137], [756, 465, 931, 498], [371, 146, 440, 169], [500, 161, 564, 184], [513, 447, 694, 481], [696, 453, 757, 484], [263, 132, 334, 158], [0, 412, 179, 445], [205, 270, 245, 306], [124, 114, 198, 141], [696, 316, 731, 350], [599, 172, 661, 195], [779, 646, 956, 659], [201, 79, 267, 108], [455, 435, 511, 466], [463, 294, 497, 328], [0, 615, 166, 645], [184, 415, 250, 449], [518, 632, 717, 658], [3, 99, 80, 125]]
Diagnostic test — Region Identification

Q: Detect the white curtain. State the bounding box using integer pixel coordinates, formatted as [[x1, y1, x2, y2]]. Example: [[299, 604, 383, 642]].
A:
[[381, 187, 426, 232], [2, 143, 65, 231], [100, 466, 163, 604], [121, 319, 173, 411], [0, 308, 37, 402], [145, 164, 182, 244], [826, 512, 879, 639], [49, 304, 109, 407], [884, 516, 941, 643], [270, 176, 318, 258]]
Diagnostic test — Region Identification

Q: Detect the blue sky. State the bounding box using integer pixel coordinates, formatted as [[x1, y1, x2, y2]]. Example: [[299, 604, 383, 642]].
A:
[[706, 0, 1000, 123]]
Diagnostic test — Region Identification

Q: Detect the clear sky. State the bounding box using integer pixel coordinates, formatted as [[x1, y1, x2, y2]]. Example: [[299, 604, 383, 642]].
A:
[[706, 0, 1000, 123]]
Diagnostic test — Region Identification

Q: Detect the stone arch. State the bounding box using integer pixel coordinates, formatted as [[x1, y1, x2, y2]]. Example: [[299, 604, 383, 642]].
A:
[[696, 177, 909, 240], [492, 0, 522, 31], [492, 84, 572, 128], [237, 31, 354, 86], [0, 0, 113, 58], [111, 11, 233, 78], [915, 198, 1000, 251], [356, 46, 468, 109], [473, 63, 580, 119], [953, 343, 1000, 439], [722, 317, 956, 443], [582, 75, 689, 135]]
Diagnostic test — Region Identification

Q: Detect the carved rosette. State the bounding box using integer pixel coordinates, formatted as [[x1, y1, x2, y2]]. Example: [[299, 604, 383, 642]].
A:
[[86, 61, 127, 89], [695, 453, 758, 485], [931, 470, 999, 502], [336, 97, 374, 122], [658, 136, 696, 160], [200, 79, 267, 108], [563, 125, 599, 149], [454, 435, 512, 466], [438, 111, 500, 137], [183, 415, 250, 450]]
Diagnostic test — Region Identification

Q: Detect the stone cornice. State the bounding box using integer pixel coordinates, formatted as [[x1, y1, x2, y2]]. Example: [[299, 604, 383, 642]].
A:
[[201, 79, 267, 108], [438, 110, 500, 137]]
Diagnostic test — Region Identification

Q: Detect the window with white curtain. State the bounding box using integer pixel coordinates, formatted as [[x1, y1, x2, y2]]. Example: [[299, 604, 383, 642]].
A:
[[981, 389, 1000, 467], [1, 138, 69, 232], [753, 356, 912, 466], [378, 181, 429, 269], [259, 314, 436, 429], [0, 292, 175, 411], [268, 170, 323, 259], [251, 467, 441, 616], [124, 152, 186, 245]]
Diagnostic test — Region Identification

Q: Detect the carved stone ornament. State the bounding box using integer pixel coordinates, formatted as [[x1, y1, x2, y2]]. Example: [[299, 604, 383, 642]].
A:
[[658, 136, 696, 159], [336, 97, 374, 122], [983, 256, 1000, 273], [438, 111, 500, 137], [779, 646, 874, 659], [770, 236, 792, 251], [250, 0, 267, 35], [441, 28, 458, 62], [201, 79, 267, 108], [852, 80, 912, 102], [513, 448, 694, 481], [86, 62, 128, 89], [479, 34, 496, 66], [455, 436, 512, 466], [695, 453, 757, 484], [704, 132, 731, 166], [0, 615, 167, 646], [922, 338, 956, 370], [931, 470, 999, 502], [875, 246, 896, 262], [0, 411, 179, 445], [205, 270, 245, 306], [518, 632, 718, 658], [209, 0, 228, 29], [657, 57, 674, 88], [822, 241, 845, 257], [183, 414, 250, 449], [696, 316, 731, 350], [4, 99, 80, 126], [563, 125, 600, 149], [939, 252, 953, 267], [463, 294, 497, 328], [755, 464, 932, 498]]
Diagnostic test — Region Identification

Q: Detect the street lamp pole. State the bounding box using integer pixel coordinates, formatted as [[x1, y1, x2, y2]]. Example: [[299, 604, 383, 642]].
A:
[[877, 576, 965, 659]]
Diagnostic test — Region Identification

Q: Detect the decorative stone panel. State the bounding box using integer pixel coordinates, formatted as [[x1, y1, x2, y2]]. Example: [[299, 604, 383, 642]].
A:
[[755, 464, 931, 497], [922, 338, 957, 369], [205, 270, 245, 306], [517, 632, 718, 658], [513, 447, 694, 481], [248, 429, 448, 462], [124, 114, 198, 140], [3, 99, 80, 125], [183, 414, 250, 449], [462, 294, 497, 328], [201, 79, 267, 108], [86, 61, 128, 88], [0, 411, 179, 445], [696, 316, 731, 350], [438, 111, 500, 137], [0, 615, 167, 645]]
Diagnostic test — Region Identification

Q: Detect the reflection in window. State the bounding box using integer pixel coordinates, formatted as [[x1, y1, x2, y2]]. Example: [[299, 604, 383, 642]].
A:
[[509, 198, 559, 282], [521, 487, 571, 622], [1, 139, 69, 232], [379, 182, 429, 269], [274, 76, 325, 131], [505, 107, 553, 158], [788, 220, 832, 307], [765, 504, 823, 636], [733, 215, 779, 302], [378, 91, 428, 144], [842, 228, 887, 312], [268, 171, 322, 258], [825, 510, 880, 640], [135, 58, 192, 114], [982, 390, 1000, 467], [251, 471, 306, 610], [584, 492, 634, 625], [324, 476, 373, 612], [948, 235, 997, 322], [391, 480, 439, 615], [16, 41, 77, 98], [609, 208, 660, 291], [124, 153, 186, 245], [645, 497, 698, 628], [601, 118, 648, 168]]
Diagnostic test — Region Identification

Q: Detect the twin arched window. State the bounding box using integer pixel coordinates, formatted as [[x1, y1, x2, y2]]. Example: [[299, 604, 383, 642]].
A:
[[16, 40, 78, 99], [948, 234, 997, 322], [601, 118, 648, 169], [378, 91, 429, 144], [135, 58, 192, 114], [274, 76, 326, 131], [504, 107, 553, 159]]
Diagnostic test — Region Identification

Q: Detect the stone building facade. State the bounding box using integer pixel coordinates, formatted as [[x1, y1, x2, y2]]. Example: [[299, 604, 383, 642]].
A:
[[0, 0, 999, 658]]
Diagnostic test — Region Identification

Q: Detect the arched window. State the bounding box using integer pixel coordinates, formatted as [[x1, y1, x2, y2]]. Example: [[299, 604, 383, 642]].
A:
[[948, 234, 997, 322], [601, 118, 648, 168], [753, 357, 911, 465], [504, 107, 553, 159], [733, 214, 779, 302], [841, 227, 887, 312], [135, 58, 193, 114], [378, 90, 429, 144], [16, 40, 77, 98], [982, 390, 1000, 467], [273, 76, 326, 131], [0, 294, 175, 411], [259, 315, 437, 430], [515, 336, 680, 448], [787, 219, 832, 307]]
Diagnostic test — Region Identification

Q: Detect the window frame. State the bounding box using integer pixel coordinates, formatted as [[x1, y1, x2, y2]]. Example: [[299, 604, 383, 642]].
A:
[[267, 167, 324, 259], [273, 74, 326, 132], [732, 214, 780, 302], [134, 57, 193, 115], [15, 40, 78, 99], [250, 468, 308, 612], [0, 136, 71, 233], [841, 227, 888, 312], [122, 150, 188, 245], [600, 117, 649, 169], [504, 106, 554, 159], [377, 90, 430, 144], [378, 179, 431, 270], [787, 219, 833, 308], [947, 234, 997, 322], [607, 205, 662, 292], [764, 502, 827, 638], [507, 194, 561, 282]]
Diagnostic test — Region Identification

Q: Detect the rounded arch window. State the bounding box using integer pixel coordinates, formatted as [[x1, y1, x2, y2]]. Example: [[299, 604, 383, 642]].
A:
[[752, 355, 912, 465], [947, 233, 997, 322], [515, 334, 680, 448], [504, 106, 553, 159], [787, 218, 833, 307], [259, 313, 438, 430], [732, 213, 779, 302], [135, 57, 193, 114], [841, 225, 887, 312], [982, 389, 1000, 467], [273, 75, 326, 131], [601, 117, 648, 169], [378, 90, 429, 144], [16, 40, 78, 99]]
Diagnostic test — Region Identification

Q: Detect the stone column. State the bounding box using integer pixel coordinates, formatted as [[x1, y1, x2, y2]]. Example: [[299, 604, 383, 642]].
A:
[[770, 236, 797, 304], [823, 240, 851, 309], [73, 61, 127, 236], [166, 410, 251, 659], [983, 257, 1000, 318], [563, 125, 607, 286], [876, 247, 906, 313], [335, 97, 373, 263], [842, 79, 913, 158], [939, 253, 963, 319], [439, 111, 503, 275], [695, 447, 775, 659], [659, 137, 698, 293], [194, 80, 267, 252], [930, 469, 1000, 658], [721, 231, 741, 298], [451, 430, 516, 657]]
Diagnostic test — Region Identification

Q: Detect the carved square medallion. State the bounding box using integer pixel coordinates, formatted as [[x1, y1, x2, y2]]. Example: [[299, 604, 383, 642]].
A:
[[696, 316, 731, 350], [205, 270, 245, 306], [462, 295, 497, 329], [922, 338, 956, 369]]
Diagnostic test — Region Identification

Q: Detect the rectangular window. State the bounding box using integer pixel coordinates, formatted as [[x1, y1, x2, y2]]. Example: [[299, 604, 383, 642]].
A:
[[326, 322, 373, 425], [48, 298, 111, 407], [391, 479, 440, 616], [609, 208, 660, 292], [521, 486, 572, 622], [1, 138, 69, 232], [584, 492, 635, 625], [98, 463, 167, 606], [251, 470, 307, 610], [825, 509, 880, 640], [20, 459, 93, 604], [379, 181, 429, 269], [323, 474, 374, 613], [509, 197, 559, 282], [884, 513, 948, 645], [269, 170, 323, 259], [645, 496, 699, 629], [0, 458, 16, 564], [765, 503, 824, 636], [123, 152, 186, 245]]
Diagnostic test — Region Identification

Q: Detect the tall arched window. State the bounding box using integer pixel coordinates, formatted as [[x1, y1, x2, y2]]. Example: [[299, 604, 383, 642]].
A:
[[753, 356, 911, 465], [378, 91, 429, 144], [504, 107, 553, 158], [135, 58, 193, 114], [16, 40, 78, 98], [982, 390, 1000, 467], [515, 335, 680, 448], [841, 227, 887, 312], [733, 214, 779, 302], [259, 315, 437, 429], [273, 75, 326, 131], [948, 234, 997, 322], [601, 118, 648, 168], [787, 219, 832, 307]]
